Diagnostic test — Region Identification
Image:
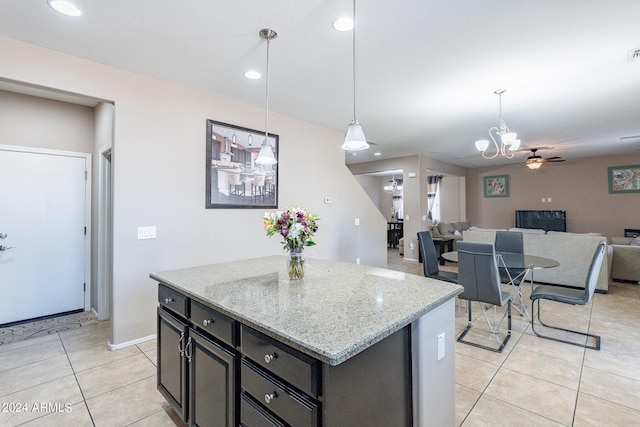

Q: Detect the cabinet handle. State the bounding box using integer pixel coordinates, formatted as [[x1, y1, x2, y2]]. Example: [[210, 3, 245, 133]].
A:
[[264, 352, 278, 364], [164, 297, 174, 304], [264, 391, 278, 404], [185, 337, 193, 364], [178, 332, 185, 357], [203, 318, 214, 326]]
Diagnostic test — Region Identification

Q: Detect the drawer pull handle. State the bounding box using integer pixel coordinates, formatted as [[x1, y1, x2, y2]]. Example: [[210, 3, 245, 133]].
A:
[[264, 391, 278, 404], [264, 352, 278, 364], [164, 297, 174, 304], [203, 318, 214, 326]]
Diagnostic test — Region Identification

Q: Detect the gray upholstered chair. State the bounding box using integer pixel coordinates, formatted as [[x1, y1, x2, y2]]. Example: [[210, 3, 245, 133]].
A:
[[417, 231, 458, 284], [530, 241, 606, 350], [457, 241, 513, 352], [494, 230, 526, 286]]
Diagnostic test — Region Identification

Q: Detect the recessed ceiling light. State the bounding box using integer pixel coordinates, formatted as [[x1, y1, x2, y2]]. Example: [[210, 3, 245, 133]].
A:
[[332, 16, 354, 32], [48, 0, 82, 17], [374, 152, 382, 156], [244, 70, 261, 80]]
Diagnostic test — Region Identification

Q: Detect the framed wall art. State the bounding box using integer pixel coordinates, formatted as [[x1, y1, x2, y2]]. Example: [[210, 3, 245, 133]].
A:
[[483, 175, 509, 198], [206, 120, 278, 209], [608, 164, 640, 194]]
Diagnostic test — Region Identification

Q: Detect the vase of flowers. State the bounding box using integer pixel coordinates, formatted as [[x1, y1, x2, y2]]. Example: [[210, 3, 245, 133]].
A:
[[263, 205, 320, 279]]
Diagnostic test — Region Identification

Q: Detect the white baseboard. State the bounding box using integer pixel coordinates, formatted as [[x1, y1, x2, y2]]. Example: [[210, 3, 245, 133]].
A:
[[106, 334, 157, 351]]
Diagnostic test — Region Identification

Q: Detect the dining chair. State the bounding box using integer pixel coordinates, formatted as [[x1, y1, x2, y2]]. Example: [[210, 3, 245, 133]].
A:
[[456, 241, 513, 352], [417, 231, 458, 284], [529, 241, 606, 350], [494, 231, 526, 286]]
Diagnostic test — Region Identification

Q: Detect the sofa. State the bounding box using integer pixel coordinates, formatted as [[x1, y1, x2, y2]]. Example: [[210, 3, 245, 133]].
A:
[[430, 221, 472, 249], [463, 228, 609, 292], [608, 236, 640, 283]]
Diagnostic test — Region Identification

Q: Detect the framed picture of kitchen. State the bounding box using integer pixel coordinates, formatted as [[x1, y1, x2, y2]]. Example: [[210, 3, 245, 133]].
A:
[[206, 120, 279, 209]]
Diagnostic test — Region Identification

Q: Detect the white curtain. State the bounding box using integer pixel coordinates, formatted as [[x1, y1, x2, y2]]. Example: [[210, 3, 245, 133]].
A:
[[427, 175, 442, 223]]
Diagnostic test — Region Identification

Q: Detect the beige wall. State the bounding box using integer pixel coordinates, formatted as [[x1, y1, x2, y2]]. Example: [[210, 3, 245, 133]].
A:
[[0, 89, 94, 152], [466, 154, 640, 239], [349, 155, 467, 261], [1, 36, 386, 346]]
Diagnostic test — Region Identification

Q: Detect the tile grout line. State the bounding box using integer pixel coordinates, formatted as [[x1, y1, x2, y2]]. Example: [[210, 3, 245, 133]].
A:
[[58, 331, 97, 427]]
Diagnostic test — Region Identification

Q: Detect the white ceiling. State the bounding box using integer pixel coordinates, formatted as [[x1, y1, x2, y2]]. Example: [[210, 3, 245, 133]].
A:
[[2, 0, 640, 168]]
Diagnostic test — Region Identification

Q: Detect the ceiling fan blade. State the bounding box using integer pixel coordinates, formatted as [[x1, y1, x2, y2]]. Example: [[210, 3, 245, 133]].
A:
[[548, 159, 565, 162], [546, 156, 562, 160]]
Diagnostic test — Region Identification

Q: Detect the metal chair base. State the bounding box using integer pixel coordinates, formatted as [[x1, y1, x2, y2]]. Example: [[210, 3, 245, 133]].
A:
[[457, 300, 512, 353], [530, 299, 601, 350]]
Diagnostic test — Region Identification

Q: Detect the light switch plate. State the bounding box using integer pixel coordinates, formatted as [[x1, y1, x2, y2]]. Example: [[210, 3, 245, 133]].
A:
[[137, 226, 156, 240]]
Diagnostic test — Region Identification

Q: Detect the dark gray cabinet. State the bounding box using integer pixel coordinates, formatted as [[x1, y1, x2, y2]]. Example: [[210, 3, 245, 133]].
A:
[[157, 286, 238, 427], [156, 282, 412, 427]]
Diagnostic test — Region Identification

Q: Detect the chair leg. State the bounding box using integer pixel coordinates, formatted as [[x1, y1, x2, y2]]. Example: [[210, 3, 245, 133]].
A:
[[457, 300, 511, 353], [530, 299, 600, 350]]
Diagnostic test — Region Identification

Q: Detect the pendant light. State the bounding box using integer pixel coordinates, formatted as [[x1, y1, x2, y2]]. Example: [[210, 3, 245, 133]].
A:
[[341, 0, 369, 151], [256, 29, 278, 165]]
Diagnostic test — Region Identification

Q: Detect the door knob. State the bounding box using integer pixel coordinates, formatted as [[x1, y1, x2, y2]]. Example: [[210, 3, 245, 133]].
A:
[[0, 245, 15, 251], [0, 233, 6, 239]]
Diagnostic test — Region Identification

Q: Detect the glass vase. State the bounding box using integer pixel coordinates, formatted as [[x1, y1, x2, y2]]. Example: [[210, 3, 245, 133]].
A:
[[287, 250, 305, 280]]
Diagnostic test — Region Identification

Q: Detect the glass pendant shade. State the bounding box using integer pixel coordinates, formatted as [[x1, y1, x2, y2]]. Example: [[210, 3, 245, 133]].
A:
[[475, 139, 490, 151], [341, 119, 369, 151], [501, 132, 517, 144], [256, 140, 277, 165]]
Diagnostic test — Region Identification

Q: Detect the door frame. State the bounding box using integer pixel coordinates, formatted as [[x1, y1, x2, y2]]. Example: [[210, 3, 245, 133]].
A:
[[97, 145, 112, 321], [0, 144, 92, 313]]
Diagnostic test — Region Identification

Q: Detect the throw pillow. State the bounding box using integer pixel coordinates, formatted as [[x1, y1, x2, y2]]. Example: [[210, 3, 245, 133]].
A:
[[631, 237, 640, 246], [454, 230, 462, 236], [438, 223, 455, 235]]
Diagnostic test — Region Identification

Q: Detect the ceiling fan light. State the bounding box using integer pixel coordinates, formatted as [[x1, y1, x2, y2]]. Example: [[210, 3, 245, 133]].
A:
[[475, 139, 490, 151], [526, 161, 542, 170], [341, 119, 370, 150]]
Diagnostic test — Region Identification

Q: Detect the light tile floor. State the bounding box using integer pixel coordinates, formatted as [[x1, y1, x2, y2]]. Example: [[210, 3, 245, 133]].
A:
[[388, 248, 640, 426], [0, 250, 638, 426]]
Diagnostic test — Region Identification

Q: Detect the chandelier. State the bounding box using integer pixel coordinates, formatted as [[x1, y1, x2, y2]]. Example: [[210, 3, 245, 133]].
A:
[[384, 173, 402, 193], [475, 89, 521, 159]]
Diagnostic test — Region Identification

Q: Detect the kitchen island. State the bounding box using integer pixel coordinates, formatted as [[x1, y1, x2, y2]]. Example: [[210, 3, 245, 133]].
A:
[[151, 255, 462, 427]]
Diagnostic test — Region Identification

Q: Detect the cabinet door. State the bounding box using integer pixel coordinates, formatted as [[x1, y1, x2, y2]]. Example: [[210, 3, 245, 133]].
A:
[[189, 328, 237, 427], [158, 307, 189, 422]]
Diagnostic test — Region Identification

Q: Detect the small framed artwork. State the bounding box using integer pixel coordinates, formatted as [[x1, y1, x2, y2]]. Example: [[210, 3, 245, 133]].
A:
[[608, 164, 640, 194], [484, 175, 509, 198], [206, 120, 278, 209]]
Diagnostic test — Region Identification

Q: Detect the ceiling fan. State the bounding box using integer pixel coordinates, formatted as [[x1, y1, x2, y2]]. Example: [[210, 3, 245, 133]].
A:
[[525, 148, 565, 170]]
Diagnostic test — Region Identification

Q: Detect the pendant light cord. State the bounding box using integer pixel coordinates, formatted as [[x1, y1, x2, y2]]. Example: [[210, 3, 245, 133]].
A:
[[265, 36, 271, 142], [352, 0, 357, 120]]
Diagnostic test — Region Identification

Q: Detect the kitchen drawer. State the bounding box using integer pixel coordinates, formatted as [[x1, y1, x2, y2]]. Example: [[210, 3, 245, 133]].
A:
[[241, 359, 319, 427], [190, 300, 237, 347], [158, 284, 188, 318], [241, 326, 319, 397], [240, 392, 286, 427]]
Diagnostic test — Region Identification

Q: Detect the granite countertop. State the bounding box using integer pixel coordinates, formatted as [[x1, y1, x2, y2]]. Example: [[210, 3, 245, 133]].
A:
[[151, 255, 462, 366]]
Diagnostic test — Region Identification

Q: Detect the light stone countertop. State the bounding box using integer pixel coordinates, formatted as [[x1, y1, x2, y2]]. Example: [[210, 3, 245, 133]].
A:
[[151, 255, 462, 366]]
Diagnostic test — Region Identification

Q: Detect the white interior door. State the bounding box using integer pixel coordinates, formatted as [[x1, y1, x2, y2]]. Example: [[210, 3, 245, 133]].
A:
[[0, 146, 88, 325]]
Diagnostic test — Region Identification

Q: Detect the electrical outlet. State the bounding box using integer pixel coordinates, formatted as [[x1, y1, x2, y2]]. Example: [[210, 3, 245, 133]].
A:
[[437, 332, 445, 361], [354, 218, 360, 226]]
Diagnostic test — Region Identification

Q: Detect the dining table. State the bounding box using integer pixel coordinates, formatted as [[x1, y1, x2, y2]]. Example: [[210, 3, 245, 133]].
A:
[[441, 250, 559, 320]]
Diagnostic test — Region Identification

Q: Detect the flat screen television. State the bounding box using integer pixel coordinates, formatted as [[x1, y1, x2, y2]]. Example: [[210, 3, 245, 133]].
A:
[[515, 210, 566, 232]]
